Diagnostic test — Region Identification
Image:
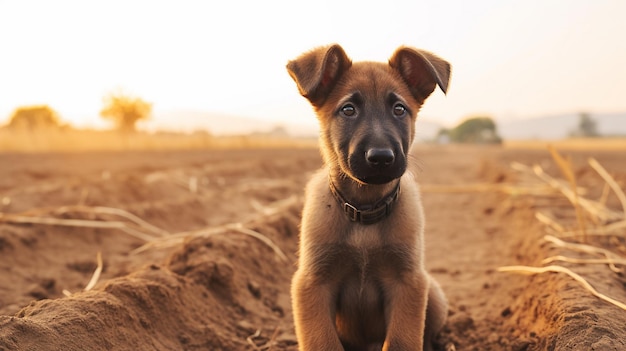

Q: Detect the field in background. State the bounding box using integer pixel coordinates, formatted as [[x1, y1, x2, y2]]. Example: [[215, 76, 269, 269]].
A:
[[504, 137, 626, 151], [0, 129, 318, 152], [2, 128, 625, 152]]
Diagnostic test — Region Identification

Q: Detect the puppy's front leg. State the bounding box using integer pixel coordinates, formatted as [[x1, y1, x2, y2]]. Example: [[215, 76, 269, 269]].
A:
[[291, 270, 343, 351], [382, 272, 429, 351]]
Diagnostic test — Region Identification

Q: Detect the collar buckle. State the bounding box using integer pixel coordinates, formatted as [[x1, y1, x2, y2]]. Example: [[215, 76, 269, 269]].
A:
[[343, 202, 361, 222]]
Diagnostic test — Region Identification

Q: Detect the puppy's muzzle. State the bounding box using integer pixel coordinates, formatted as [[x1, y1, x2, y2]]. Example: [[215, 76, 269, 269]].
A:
[[365, 148, 395, 169], [350, 145, 405, 185]]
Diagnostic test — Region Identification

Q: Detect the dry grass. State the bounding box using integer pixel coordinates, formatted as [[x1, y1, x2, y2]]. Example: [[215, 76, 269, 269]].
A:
[[499, 146, 626, 311], [541, 235, 626, 273], [130, 195, 300, 260], [84, 251, 103, 292], [62, 251, 103, 296], [0, 129, 317, 152], [417, 144, 626, 309], [0, 196, 296, 263], [0, 163, 299, 297], [504, 137, 626, 151], [548, 145, 588, 240], [498, 265, 626, 311], [0, 212, 161, 242]]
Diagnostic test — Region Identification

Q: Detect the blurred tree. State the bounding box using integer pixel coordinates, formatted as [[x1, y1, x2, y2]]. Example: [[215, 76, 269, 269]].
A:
[[100, 92, 152, 132], [448, 116, 502, 144], [574, 112, 599, 137], [7, 105, 61, 130]]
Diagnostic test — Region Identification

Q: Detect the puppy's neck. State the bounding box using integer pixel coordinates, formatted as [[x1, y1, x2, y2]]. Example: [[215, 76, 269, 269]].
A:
[[329, 167, 401, 207]]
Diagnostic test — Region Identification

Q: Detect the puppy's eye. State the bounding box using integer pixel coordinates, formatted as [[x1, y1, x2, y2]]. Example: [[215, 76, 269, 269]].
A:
[[393, 103, 407, 118], [339, 104, 357, 118]]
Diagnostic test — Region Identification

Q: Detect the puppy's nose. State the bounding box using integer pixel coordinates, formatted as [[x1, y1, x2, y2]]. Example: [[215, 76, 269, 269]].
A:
[[365, 148, 395, 168]]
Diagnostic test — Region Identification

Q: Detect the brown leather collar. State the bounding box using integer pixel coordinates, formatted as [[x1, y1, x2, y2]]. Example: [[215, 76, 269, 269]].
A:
[[328, 179, 401, 225]]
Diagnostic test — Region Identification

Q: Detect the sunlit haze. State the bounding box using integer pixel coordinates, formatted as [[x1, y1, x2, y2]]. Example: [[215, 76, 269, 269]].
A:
[[1, 0, 625, 133]]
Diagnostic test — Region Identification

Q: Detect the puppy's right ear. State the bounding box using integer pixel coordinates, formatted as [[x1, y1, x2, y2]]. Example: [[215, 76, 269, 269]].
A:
[[389, 47, 451, 103], [286, 44, 352, 107]]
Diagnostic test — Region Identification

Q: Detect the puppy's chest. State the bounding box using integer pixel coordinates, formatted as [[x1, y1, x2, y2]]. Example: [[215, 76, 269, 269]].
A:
[[337, 226, 410, 276], [308, 219, 416, 279], [345, 225, 383, 251]]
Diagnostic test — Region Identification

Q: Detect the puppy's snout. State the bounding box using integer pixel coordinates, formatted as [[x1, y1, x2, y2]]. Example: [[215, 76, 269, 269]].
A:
[[365, 148, 395, 168]]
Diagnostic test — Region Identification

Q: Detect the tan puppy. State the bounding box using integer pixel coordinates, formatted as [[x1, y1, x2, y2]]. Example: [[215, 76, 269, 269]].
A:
[[287, 44, 450, 351]]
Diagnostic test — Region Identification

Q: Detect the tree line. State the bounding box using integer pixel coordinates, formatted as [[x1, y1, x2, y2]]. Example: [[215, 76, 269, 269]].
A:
[[437, 112, 601, 143], [4, 92, 152, 132]]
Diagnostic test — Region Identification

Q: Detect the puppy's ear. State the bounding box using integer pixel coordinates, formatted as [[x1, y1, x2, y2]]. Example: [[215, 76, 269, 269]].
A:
[[287, 44, 352, 106], [389, 47, 451, 102]]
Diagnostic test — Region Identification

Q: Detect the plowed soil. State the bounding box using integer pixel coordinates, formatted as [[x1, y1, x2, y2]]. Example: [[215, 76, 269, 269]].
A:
[[1, 145, 625, 351]]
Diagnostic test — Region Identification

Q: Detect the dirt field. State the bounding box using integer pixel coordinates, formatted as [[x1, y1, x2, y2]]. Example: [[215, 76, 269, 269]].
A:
[[1, 145, 625, 351]]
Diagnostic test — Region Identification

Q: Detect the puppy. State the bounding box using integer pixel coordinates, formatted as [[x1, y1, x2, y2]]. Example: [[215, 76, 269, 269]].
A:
[[287, 44, 450, 351]]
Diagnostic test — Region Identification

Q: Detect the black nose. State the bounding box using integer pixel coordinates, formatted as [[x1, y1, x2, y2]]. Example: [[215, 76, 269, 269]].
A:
[[365, 148, 395, 168]]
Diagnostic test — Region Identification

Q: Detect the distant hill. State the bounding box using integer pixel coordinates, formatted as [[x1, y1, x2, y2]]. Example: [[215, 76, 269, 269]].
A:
[[144, 110, 319, 137], [147, 110, 445, 141], [497, 112, 626, 140]]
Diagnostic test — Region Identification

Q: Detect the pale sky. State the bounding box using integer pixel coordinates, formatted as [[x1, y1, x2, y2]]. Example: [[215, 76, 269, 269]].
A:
[[1, 0, 625, 131]]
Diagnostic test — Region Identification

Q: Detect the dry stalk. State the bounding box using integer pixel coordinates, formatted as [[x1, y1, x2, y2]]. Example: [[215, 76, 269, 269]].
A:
[[0, 214, 157, 242], [544, 235, 624, 273], [535, 212, 565, 233], [62, 252, 104, 296], [234, 194, 301, 227], [246, 329, 262, 351], [84, 252, 104, 291], [249, 195, 299, 217], [0, 205, 171, 242], [133, 226, 227, 253], [259, 324, 281, 351], [514, 159, 621, 222], [542, 255, 626, 267], [53, 205, 170, 237], [133, 195, 299, 261], [589, 157, 626, 219], [132, 223, 288, 262], [532, 165, 622, 222], [548, 145, 587, 241], [599, 182, 611, 206], [250, 199, 266, 213], [229, 224, 288, 262], [558, 220, 626, 238], [498, 265, 626, 311], [511, 162, 587, 194]]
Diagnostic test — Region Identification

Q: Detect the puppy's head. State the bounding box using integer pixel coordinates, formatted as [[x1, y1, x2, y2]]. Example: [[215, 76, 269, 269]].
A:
[[287, 44, 450, 185]]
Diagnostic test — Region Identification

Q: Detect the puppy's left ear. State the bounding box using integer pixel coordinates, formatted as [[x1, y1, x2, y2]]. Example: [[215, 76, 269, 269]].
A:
[[389, 47, 451, 102]]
